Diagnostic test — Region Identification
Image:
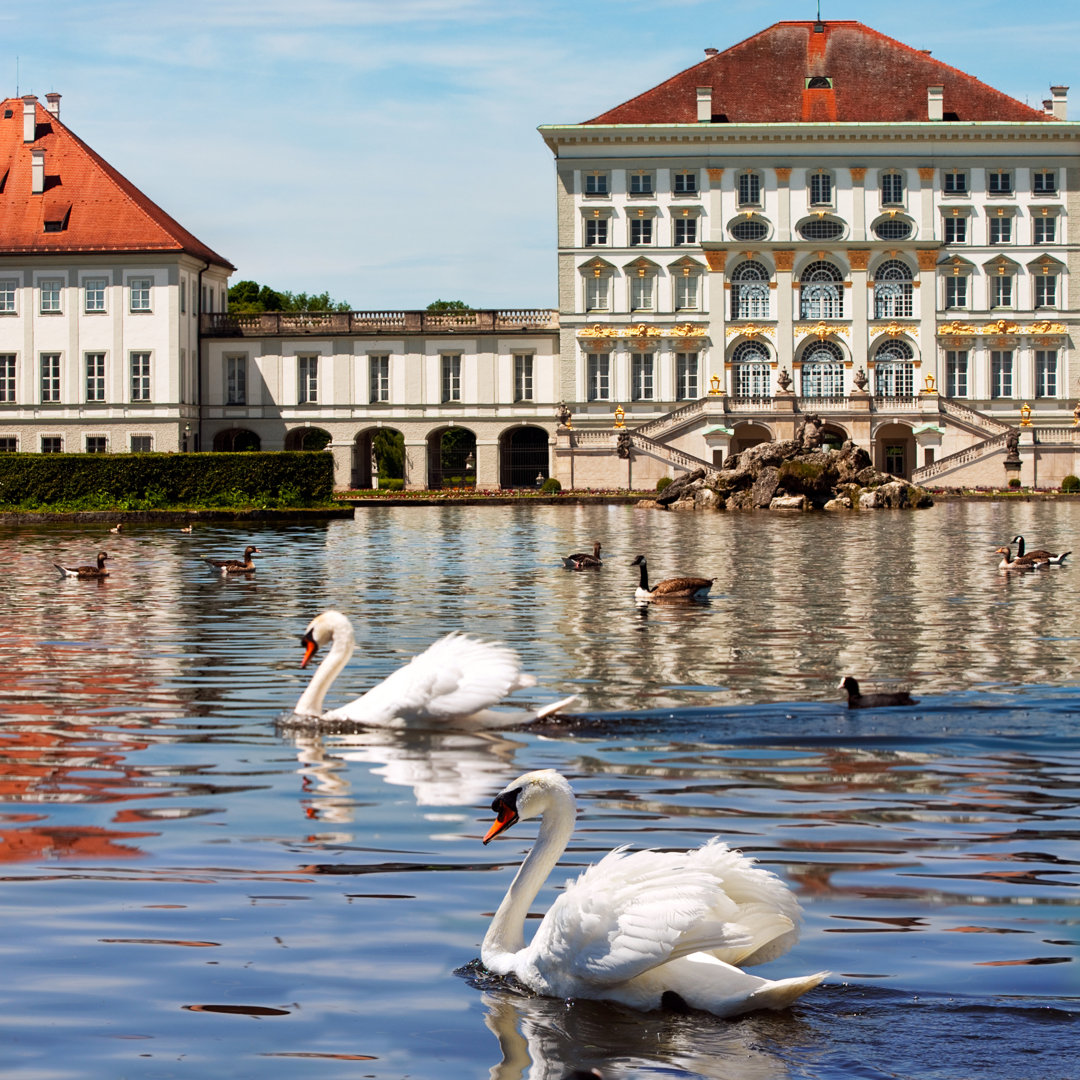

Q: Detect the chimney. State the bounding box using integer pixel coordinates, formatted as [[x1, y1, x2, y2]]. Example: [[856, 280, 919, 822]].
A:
[[1044, 99, 1054, 115], [22, 95, 37, 143], [704, 47, 718, 56], [696, 86, 712, 122], [31, 149, 45, 194], [45, 93, 61, 119], [1050, 85, 1068, 120], [928, 85, 944, 121]]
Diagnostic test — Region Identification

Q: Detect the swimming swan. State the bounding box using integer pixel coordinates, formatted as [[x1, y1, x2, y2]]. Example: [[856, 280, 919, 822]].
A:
[[480, 769, 827, 1016], [293, 611, 576, 729]]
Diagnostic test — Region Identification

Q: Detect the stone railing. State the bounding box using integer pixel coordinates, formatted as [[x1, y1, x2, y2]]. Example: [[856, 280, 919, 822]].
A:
[[726, 397, 775, 412], [632, 398, 708, 438], [911, 432, 1009, 482], [630, 433, 721, 478], [796, 396, 849, 412], [202, 309, 559, 337], [938, 398, 1012, 436], [1034, 427, 1080, 444]]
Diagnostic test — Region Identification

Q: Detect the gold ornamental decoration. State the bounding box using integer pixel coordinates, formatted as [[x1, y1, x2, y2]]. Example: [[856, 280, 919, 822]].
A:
[[873, 322, 918, 338], [671, 323, 708, 338], [849, 166, 867, 182], [938, 320, 978, 337], [796, 321, 849, 341], [1027, 320, 1067, 335], [916, 250, 940, 271], [773, 250, 796, 272], [985, 319, 1021, 336], [848, 250, 871, 271], [725, 323, 776, 340], [704, 250, 727, 272], [774, 166, 792, 182], [578, 324, 619, 339], [627, 324, 663, 339]]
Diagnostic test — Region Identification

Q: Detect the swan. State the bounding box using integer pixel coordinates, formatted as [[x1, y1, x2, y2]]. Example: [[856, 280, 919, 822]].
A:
[[203, 545, 260, 573], [839, 675, 917, 708], [293, 611, 577, 729], [1010, 535, 1070, 565], [55, 551, 110, 578], [630, 555, 714, 601], [480, 769, 827, 1017], [563, 541, 602, 570]]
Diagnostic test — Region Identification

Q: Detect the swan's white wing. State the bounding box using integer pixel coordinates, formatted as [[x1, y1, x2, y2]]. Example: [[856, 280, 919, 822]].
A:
[[326, 633, 534, 726], [528, 841, 802, 989]]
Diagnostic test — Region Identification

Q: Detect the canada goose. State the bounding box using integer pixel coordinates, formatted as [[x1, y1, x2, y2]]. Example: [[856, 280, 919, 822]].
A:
[[995, 545, 1050, 570], [563, 541, 602, 570], [1010, 535, 1070, 565], [630, 555, 713, 600]]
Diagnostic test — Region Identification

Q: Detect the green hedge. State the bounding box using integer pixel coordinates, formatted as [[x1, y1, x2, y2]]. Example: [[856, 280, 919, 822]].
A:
[[0, 452, 335, 510]]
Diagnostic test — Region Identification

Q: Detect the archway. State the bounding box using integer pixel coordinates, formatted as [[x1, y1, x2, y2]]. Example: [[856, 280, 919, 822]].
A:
[[820, 423, 848, 451], [729, 422, 772, 457], [427, 426, 476, 489], [352, 428, 404, 490], [284, 427, 332, 452], [212, 428, 261, 452], [874, 422, 915, 479], [500, 426, 550, 488]]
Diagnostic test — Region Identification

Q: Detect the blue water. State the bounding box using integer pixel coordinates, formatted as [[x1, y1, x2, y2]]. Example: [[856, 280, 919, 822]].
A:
[[0, 502, 1077, 1079]]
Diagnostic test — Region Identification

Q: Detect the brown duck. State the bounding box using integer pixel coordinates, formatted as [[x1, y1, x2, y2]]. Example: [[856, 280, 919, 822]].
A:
[[204, 545, 261, 573], [55, 551, 110, 578]]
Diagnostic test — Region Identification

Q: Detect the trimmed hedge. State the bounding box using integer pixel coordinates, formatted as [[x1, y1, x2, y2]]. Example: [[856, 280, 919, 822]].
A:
[[0, 452, 335, 510]]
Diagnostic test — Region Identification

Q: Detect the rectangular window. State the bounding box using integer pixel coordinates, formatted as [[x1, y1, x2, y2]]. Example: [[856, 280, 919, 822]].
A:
[[0, 354, 15, 403], [41, 436, 63, 453], [676, 352, 699, 401], [1034, 274, 1057, 308], [990, 350, 1013, 398], [1035, 350, 1058, 397], [675, 272, 699, 311], [1033, 170, 1057, 195], [297, 354, 318, 404], [191, 281, 198, 315], [441, 354, 461, 403], [40, 353, 60, 402], [513, 354, 534, 402], [630, 352, 654, 401], [369, 354, 390, 403], [226, 355, 247, 405], [40, 278, 63, 314], [1033, 216, 1057, 244], [85, 352, 106, 402], [943, 216, 967, 243], [0, 437, 17, 452], [988, 170, 1013, 195], [943, 170, 968, 194], [130, 435, 152, 452], [945, 350, 968, 397], [85, 436, 107, 453], [809, 171, 832, 206], [584, 172, 609, 196], [630, 273, 653, 311], [585, 273, 608, 312], [989, 216, 1012, 244], [130, 351, 151, 401], [990, 274, 1013, 308], [673, 170, 697, 194], [129, 277, 152, 312], [880, 171, 904, 205], [738, 171, 761, 205], [629, 218, 653, 246], [629, 171, 653, 195], [584, 218, 608, 246], [180, 279, 186, 315], [673, 217, 697, 246], [945, 275, 968, 309], [0, 279, 17, 314], [84, 277, 107, 313], [586, 353, 610, 401]]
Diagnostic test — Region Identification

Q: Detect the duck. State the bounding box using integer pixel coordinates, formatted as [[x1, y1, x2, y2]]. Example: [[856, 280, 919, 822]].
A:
[[203, 545, 260, 573], [630, 555, 714, 601], [1010, 535, 1070, 565], [563, 541, 602, 570], [995, 545, 1050, 570], [480, 769, 827, 1017], [55, 551, 110, 579], [292, 611, 577, 729], [180, 524, 194, 533], [839, 675, 917, 708], [109, 523, 123, 534]]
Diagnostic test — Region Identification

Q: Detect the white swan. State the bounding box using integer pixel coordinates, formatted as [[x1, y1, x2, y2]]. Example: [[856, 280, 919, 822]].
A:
[[481, 769, 827, 1017], [293, 611, 576, 729]]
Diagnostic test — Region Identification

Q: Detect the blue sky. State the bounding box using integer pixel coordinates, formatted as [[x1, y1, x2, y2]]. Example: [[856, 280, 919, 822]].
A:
[[7, 1, 1078, 310]]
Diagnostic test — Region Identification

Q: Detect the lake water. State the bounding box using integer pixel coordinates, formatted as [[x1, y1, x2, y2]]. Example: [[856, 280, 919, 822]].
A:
[[1, 501, 1078, 1080]]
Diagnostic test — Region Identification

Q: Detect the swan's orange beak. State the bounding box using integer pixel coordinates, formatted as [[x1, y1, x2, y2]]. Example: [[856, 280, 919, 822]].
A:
[[483, 791, 519, 844], [300, 632, 319, 669]]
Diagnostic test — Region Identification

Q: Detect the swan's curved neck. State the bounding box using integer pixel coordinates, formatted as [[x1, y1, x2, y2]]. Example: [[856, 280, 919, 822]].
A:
[[294, 623, 354, 716], [482, 790, 576, 963]]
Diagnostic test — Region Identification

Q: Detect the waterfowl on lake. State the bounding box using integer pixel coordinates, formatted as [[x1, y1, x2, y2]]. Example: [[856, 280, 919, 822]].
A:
[[55, 551, 110, 579], [630, 555, 714, 601], [293, 610, 577, 729], [563, 541, 602, 570], [1010, 535, 1070, 565], [203, 545, 260, 573], [109, 523, 123, 534], [995, 545, 1051, 570], [838, 675, 917, 708], [180, 524, 194, 533], [480, 769, 826, 1017]]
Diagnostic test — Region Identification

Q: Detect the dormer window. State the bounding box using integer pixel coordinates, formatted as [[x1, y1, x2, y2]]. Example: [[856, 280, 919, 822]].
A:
[[806, 77, 832, 89]]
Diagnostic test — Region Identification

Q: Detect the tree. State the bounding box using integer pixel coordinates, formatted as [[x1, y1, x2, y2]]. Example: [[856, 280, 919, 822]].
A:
[[426, 299, 473, 313], [227, 280, 350, 313]]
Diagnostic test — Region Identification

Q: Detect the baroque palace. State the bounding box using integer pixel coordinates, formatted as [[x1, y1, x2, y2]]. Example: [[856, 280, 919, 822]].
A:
[[2, 20, 1079, 490]]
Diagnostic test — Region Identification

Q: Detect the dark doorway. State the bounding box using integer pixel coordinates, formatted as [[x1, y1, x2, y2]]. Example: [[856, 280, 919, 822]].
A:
[[212, 428, 261, 452], [500, 426, 550, 488], [427, 427, 476, 489]]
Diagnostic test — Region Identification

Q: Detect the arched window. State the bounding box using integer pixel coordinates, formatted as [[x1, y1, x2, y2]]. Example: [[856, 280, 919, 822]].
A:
[[731, 261, 770, 320], [731, 340, 772, 398], [799, 261, 844, 319], [873, 259, 914, 318], [800, 340, 845, 398], [874, 339, 915, 398]]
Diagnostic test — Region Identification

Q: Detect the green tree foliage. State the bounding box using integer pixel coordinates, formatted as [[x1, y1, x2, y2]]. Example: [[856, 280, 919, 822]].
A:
[[426, 299, 473, 312], [227, 280, 350, 313], [373, 430, 404, 480]]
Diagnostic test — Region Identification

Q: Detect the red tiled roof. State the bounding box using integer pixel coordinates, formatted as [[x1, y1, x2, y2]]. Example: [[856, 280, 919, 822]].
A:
[[0, 96, 234, 267], [585, 22, 1050, 125]]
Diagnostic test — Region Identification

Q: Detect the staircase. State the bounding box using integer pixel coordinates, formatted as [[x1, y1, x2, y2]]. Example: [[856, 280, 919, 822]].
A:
[[627, 431, 722, 479], [911, 400, 1016, 485]]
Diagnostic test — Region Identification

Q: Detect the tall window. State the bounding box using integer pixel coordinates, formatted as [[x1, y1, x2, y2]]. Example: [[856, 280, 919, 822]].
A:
[[874, 340, 915, 398], [800, 341, 845, 397], [673, 217, 697, 246], [731, 341, 771, 398], [586, 353, 610, 401], [945, 273, 968, 309], [585, 218, 608, 246], [585, 271, 609, 312], [943, 215, 967, 243], [130, 435, 152, 452], [990, 272, 1013, 309], [675, 352, 698, 401], [513, 354, 534, 402], [800, 261, 844, 319], [226, 355, 247, 405], [880, 170, 904, 205], [129, 277, 152, 312], [84, 277, 107, 313], [440, 354, 461, 403], [40, 279, 63, 314], [297, 355, 318, 404], [809, 170, 832, 206], [674, 270, 699, 311], [629, 217, 653, 246], [945, 350, 969, 397], [629, 271, 654, 312], [943, 169, 968, 195], [1033, 170, 1057, 195], [85, 436, 107, 453], [989, 215, 1012, 245], [1033, 216, 1057, 244], [130, 351, 151, 401], [0, 279, 16, 314], [369, 354, 390, 403], [0, 354, 15, 402], [738, 171, 761, 205], [85, 352, 105, 402], [630, 352, 654, 401], [584, 172, 609, 196], [1035, 350, 1058, 397], [1034, 273, 1057, 309], [873, 260, 914, 318], [40, 353, 61, 402], [629, 171, 654, 195], [673, 170, 697, 194], [731, 261, 770, 320], [990, 350, 1013, 398], [988, 170, 1013, 195]]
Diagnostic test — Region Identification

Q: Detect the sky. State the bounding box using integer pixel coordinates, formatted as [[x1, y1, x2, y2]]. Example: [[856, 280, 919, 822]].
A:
[[6, 1, 1079, 311]]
